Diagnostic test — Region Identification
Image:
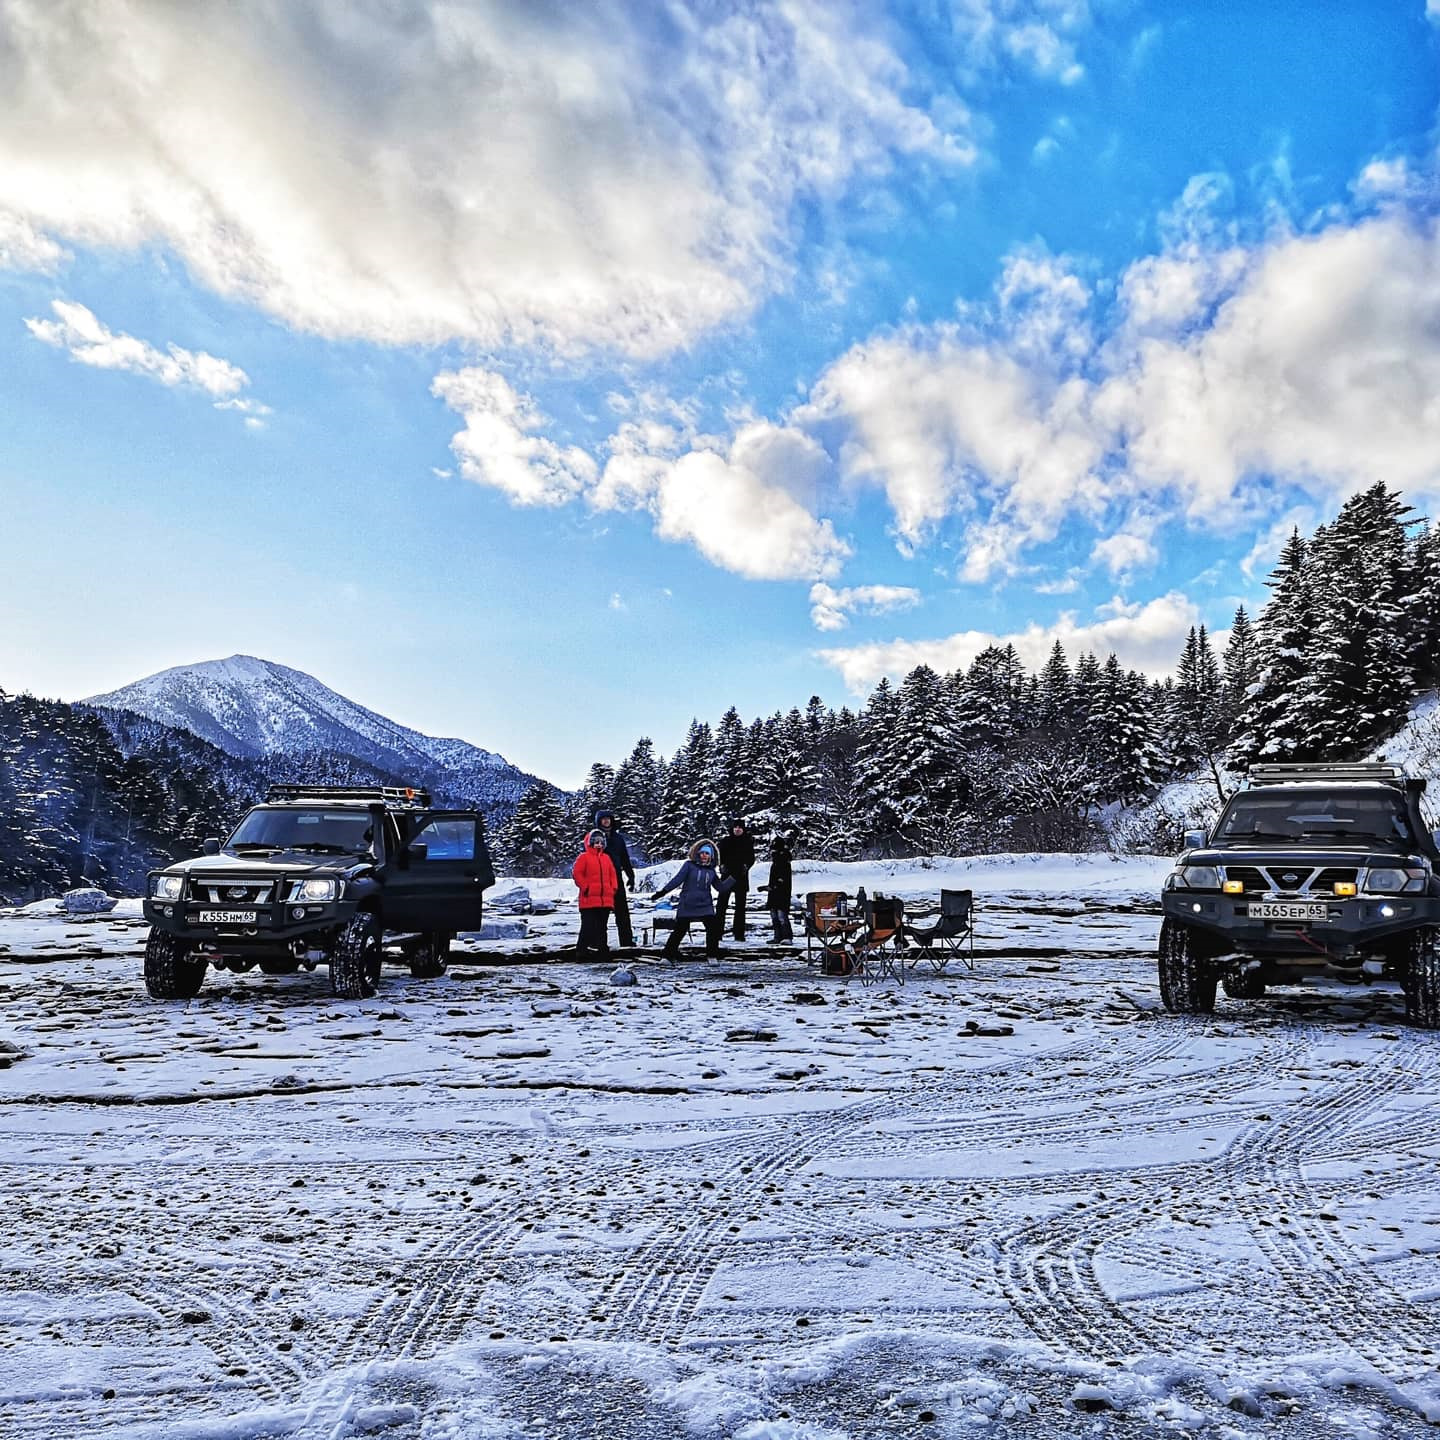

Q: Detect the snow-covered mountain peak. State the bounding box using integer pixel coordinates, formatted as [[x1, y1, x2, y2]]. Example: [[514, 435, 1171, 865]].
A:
[[84, 655, 541, 811]]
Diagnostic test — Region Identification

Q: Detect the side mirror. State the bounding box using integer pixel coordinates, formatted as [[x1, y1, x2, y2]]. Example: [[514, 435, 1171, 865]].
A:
[[408, 841, 429, 864], [1183, 829, 1208, 852], [202, 837, 221, 856]]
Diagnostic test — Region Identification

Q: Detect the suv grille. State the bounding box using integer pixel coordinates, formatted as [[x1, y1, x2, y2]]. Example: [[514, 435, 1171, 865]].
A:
[[1220, 865, 1359, 895], [191, 878, 275, 905], [1222, 866, 1268, 892]]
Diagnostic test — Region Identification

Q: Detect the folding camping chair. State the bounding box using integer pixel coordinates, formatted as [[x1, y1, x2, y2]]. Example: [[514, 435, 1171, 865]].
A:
[[804, 891, 860, 973], [905, 888, 975, 972], [850, 893, 908, 985]]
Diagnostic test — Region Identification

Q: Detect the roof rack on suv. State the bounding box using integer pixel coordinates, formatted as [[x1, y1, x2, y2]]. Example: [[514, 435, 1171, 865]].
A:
[[265, 783, 433, 807], [1246, 762, 1408, 787]]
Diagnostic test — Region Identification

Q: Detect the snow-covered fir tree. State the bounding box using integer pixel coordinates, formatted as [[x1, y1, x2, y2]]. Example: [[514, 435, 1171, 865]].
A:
[[500, 784, 573, 877]]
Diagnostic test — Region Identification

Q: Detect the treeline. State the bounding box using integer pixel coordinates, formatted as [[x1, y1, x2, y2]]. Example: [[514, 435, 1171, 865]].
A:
[[0, 693, 251, 901], [499, 482, 1440, 872]]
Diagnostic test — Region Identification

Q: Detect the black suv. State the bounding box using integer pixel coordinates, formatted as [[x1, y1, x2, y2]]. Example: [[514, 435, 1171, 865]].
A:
[[142, 785, 495, 1000], [1159, 763, 1440, 1028]]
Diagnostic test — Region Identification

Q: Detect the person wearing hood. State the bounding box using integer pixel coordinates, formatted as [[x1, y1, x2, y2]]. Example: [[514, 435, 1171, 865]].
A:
[[593, 808, 637, 948], [571, 828, 618, 956], [652, 839, 724, 960], [717, 818, 757, 941], [761, 833, 795, 943]]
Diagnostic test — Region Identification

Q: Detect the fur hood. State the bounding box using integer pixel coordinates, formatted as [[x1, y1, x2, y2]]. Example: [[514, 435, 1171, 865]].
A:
[[688, 838, 718, 865]]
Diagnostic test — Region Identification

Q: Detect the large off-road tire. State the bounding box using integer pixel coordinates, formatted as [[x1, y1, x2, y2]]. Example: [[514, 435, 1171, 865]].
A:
[[1403, 927, 1440, 1030], [144, 928, 208, 1000], [408, 932, 451, 980], [330, 911, 382, 1000], [1222, 968, 1267, 1000], [1158, 918, 1216, 1014]]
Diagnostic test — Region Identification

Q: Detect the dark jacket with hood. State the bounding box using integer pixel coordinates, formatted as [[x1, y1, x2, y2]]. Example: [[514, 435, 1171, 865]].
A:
[[765, 839, 793, 910], [653, 840, 723, 919], [718, 822, 756, 882], [592, 810, 635, 886]]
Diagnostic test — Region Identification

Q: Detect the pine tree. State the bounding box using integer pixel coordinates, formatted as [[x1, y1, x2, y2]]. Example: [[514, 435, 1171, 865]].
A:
[[1092, 656, 1162, 801], [1234, 530, 1317, 766], [500, 784, 573, 876], [571, 761, 616, 838], [1304, 482, 1417, 756], [612, 738, 663, 861], [1036, 641, 1073, 739], [853, 677, 902, 852], [887, 665, 961, 852], [1220, 606, 1260, 749]]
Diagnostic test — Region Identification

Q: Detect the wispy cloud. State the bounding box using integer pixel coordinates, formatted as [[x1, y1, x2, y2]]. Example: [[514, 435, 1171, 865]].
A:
[[818, 591, 1201, 692], [0, 208, 66, 272], [24, 300, 266, 422], [809, 582, 922, 631]]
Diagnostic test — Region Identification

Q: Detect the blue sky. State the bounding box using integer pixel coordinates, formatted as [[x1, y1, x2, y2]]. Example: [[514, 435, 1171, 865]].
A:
[[2, 0, 1439, 787]]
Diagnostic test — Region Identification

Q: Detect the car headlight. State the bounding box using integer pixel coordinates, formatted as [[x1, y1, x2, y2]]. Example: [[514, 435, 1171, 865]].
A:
[[1365, 867, 1406, 894], [289, 877, 340, 902], [1177, 865, 1221, 890], [150, 874, 184, 901]]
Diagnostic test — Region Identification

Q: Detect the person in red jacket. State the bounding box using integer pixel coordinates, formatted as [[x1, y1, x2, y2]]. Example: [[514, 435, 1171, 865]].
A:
[[571, 828, 618, 956]]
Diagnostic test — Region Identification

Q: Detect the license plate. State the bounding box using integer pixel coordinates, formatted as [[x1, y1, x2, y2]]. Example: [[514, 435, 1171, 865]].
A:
[[1249, 901, 1328, 921], [197, 909, 257, 925]]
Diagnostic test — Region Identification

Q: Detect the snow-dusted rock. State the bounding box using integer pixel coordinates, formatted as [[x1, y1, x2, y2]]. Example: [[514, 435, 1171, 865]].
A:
[[487, 882, 533, 912], [609, 965, 637, 986], [462, 918, 528, 941], [61, 887, 118, 915]]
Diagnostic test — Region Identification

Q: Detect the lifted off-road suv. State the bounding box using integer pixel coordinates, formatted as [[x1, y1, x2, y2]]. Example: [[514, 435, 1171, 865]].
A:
[[143, 785, 495, 1000], [1159, 763, 1440, 1028]]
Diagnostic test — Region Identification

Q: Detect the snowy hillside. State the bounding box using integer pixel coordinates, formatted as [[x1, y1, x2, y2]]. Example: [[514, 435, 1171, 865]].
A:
[[1114, 689, 1440, 853], [86, 654, 544, 812]]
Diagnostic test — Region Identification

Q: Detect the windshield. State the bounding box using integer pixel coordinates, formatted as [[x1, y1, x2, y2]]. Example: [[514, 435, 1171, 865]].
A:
[[227, 808, 375, 854], [1214, 790, 1416, 846]]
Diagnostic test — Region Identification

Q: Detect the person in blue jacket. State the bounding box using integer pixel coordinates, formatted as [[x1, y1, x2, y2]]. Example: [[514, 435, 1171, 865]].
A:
[[652, 839, 725, 960]]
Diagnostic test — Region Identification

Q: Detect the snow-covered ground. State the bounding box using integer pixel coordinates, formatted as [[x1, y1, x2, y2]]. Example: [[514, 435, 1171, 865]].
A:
[[3, 855, 1439, 1439]]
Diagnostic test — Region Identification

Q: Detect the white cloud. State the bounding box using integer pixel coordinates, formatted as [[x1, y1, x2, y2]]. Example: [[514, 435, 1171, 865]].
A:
[[435, 372, 847, 581], [0, 0, 969, 359], [792, 181, 1440, 583], [1090, 531, 1157, 579], [818, 591, 1201, 692], [0, 207, 65, 271], [1354, 157, 1411, 199], [809, 582, 923, 631], [948, 0, 1090, 82], [23, 300, 265, 421], [432, 368, 597, 507], [1429, 0, 1439, 20], [800, 251, 1103, 579]]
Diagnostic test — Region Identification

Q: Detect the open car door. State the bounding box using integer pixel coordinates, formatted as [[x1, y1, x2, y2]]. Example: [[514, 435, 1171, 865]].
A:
[[384, 811, 492, 935]]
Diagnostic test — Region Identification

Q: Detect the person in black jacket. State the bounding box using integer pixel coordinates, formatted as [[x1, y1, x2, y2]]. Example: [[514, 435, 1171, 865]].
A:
[[593, 809, 637, 948], [717, 818, 756, 941], [762, 833, 794, 942]]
